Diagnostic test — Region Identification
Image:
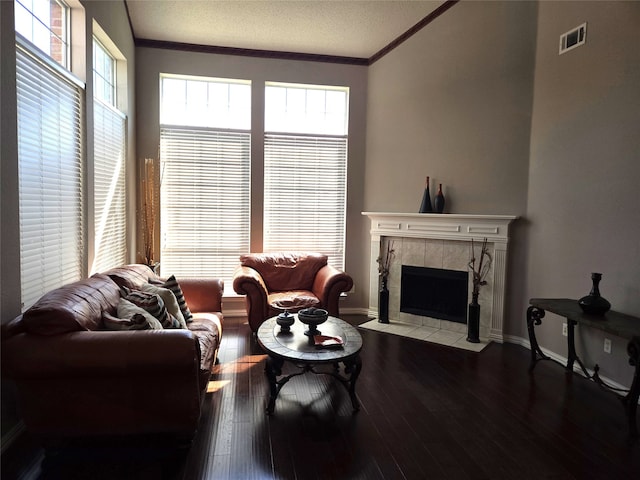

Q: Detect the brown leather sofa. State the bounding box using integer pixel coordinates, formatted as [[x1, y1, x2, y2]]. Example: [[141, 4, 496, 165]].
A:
[[232, 252, 353, 332], [1, 264, 223, 443]]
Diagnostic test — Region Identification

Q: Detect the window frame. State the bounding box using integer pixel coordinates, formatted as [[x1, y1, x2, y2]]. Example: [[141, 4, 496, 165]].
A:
[[14, 0, 70, 68], [158, 74, 252, 286], [93, 36, 117, 107], [263, 82, 349, 270], [90, 28, 129, 274]]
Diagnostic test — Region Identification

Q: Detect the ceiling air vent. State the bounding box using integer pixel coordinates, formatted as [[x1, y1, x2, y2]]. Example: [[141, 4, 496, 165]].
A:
[[559, 23, 587, 55]]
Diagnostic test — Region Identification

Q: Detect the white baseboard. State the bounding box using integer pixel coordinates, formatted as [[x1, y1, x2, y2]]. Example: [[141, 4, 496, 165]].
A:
[[222, 308, 249, 318], [502, 334, 632, 394], [339, 307, 371, 316]]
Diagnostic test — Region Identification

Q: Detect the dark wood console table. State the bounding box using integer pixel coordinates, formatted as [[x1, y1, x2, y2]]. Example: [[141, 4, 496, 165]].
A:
[[526, 298, 640, 438]]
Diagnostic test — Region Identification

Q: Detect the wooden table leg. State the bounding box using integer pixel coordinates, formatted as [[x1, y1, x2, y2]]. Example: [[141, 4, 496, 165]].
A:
[[265, 356, 284, 415], [623, 337, 640, 438], [526, 306, 549, 372], [344, 354, 362, 412]]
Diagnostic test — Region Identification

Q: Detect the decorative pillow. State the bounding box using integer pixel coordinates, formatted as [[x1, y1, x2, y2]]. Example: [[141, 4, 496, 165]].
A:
[[149, 275, 194, 323], [102, 310, 160, 331], [141, 283, 187, 328], [121, 287, 180, 329], [116, 298, 164, 330]]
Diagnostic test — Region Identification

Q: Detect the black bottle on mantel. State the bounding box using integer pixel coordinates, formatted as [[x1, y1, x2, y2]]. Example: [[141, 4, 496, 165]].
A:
[[435, 183, 445, 213], [418, 176, 433, 213]]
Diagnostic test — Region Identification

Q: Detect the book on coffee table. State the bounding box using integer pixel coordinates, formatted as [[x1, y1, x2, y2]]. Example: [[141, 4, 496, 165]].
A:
[[314, 335, 344, 348]]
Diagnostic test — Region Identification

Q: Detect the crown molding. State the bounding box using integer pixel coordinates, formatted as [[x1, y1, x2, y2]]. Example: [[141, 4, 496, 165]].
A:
[[129, 1, 460, 66]]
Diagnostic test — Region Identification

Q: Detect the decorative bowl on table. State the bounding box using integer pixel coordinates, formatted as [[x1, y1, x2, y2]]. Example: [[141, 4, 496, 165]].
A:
[[297, 307, 328, 336], [276, 310, 295, 333]]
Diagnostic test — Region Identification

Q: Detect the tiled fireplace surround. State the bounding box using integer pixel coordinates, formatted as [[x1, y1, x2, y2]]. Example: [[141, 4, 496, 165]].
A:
[[362, 213, 517, 351]]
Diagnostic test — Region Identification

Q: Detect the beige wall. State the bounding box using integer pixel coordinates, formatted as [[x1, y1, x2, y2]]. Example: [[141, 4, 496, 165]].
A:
[[365, 1, 536, 344], [135, 47, 369, 310], [526, 1, 640, 385], [1, 0, 20, 324], [0, 0, 21, 444], [366, 1, 536, 215]]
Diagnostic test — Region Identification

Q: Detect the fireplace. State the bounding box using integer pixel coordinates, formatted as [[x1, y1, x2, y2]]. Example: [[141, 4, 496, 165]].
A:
[[400, 266, 468, 323], [363, 212, 517, 343]]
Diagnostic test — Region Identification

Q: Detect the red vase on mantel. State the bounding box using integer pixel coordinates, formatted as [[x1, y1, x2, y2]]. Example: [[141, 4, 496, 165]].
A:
[[434, 183, 445, 213]]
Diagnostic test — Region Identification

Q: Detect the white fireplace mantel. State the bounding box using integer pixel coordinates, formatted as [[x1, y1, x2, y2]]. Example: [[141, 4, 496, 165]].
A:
[[362, 212, 518, 343], [362, 212, 517, 243]]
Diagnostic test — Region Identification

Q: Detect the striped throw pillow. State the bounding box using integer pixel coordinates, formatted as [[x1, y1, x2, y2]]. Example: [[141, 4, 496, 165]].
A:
[[141, 283, 187, 328], [149, 275, 194, 324], [116, 298, 164, 330], [121, 287, 180, 329]]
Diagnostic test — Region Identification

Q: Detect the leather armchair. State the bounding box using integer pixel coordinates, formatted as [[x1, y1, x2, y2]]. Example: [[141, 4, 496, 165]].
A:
[[232, 252, 353, 332]]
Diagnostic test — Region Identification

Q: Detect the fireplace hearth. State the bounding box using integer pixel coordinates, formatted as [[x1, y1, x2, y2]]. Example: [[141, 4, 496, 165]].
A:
[[400, 266, 468, 323]]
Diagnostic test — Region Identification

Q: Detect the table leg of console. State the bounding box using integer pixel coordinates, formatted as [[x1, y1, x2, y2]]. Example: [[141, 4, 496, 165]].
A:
[[526, 306, 550, 371], [624, 337, 640, 438]]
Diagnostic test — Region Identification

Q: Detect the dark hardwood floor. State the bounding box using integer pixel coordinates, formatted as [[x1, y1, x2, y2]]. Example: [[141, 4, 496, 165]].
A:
[[3, 314, 639, 479]]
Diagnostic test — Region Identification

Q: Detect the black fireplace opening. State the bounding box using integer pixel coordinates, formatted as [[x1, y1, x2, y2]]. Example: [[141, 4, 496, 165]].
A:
[[400, 265, 469, 324]]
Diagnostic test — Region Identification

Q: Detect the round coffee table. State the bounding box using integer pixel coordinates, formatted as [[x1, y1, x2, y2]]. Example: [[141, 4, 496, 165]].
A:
[[257, 315, 363, 414]]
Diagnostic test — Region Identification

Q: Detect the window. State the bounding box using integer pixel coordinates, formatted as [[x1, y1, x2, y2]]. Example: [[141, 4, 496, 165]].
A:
[[14, 0, 69, 68], [264, 83, 349, 269], [159, 75, 251, 283], [91, 36, 127, 273], [93, 38, 116, 106], [16, 40, 84, 310]]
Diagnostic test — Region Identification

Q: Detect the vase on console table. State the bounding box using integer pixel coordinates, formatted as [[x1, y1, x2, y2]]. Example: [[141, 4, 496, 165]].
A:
[[378, 276, 389, 323], [578, 272, 611, 316]]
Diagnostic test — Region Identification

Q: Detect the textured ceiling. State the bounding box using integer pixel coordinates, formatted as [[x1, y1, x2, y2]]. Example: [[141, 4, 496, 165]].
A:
[[126, 0, 444, 59]]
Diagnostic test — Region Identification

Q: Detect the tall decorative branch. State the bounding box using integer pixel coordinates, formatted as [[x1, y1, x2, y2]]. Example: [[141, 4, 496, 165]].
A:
[[377, 240, 395, 279], [139, 157, 159, 268], [468, 237, 492, 298]]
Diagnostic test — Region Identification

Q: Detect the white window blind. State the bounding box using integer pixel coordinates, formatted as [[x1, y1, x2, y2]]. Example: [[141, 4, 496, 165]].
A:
[[160, 127, 251, 282], [92, 98, 127, 273], [16, 42, 84, 310], [263, 134, 347, 269], [264, 83, 349, 269]]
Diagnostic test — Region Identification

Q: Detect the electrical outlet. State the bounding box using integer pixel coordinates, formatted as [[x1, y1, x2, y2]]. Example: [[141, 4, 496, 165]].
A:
[[604, 338, 612, 354], [562, 323, 568, 336]]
